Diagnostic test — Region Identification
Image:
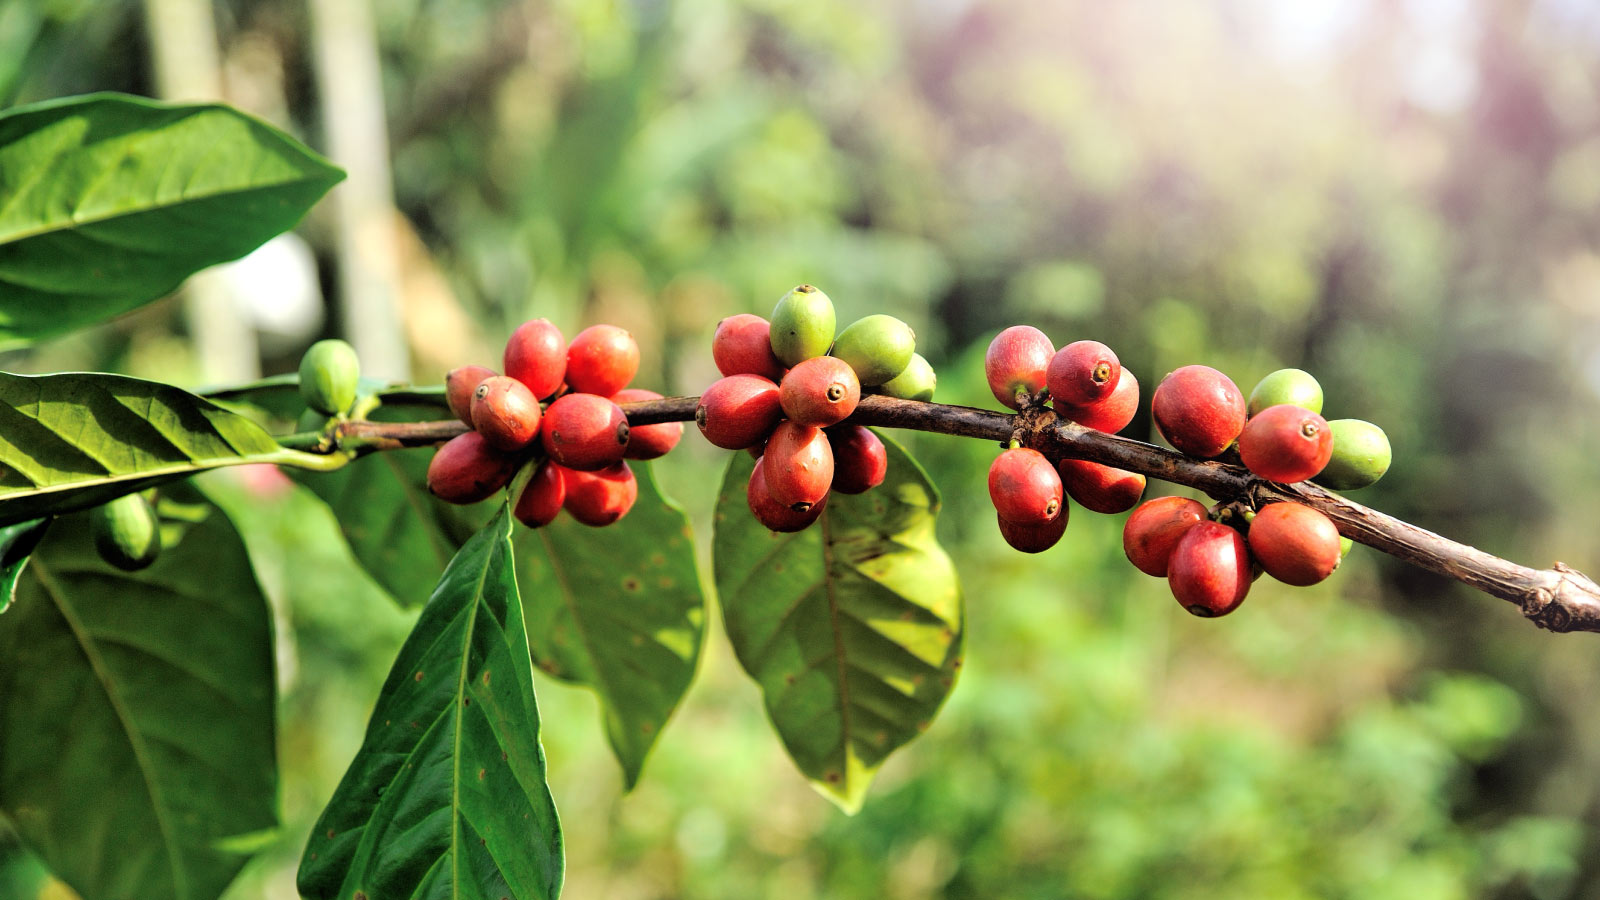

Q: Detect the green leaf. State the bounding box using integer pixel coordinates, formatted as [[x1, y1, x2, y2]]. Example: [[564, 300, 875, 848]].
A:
[[0, 92, 344, 347], [517, 462, 706, 788], [0, 517, 48, 614], [298, 506, 563, 900], [0, 486, 277, 900], [0, 370, 340, 527], [288, 396, 485, 607], [712, 432, 964, 813]]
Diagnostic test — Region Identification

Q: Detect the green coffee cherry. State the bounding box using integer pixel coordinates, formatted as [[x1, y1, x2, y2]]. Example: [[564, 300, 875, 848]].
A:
[[878, 352, 936, 401], [91, 493, 161, 571], [769, 285, 836, 366], [1248, 368, 1323, 418], [830, 314, 915, 386], [1339, 535, 1354, 558], [1315, 419, 1392, 490], [299, 339, 360, 416]]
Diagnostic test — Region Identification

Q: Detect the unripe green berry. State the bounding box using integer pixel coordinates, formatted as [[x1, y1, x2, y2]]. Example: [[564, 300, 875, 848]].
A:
[[91, 493, 161, 571], [1315, 419, 1392, 490], [1248, 368, 1323, 418], [877, 352, 936, 401], [299, 339, 360, 415], [831, 314, 915, 386], [769, 284, 836, 366]]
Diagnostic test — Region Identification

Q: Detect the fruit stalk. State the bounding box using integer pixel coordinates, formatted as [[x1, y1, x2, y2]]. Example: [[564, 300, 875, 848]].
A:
[[281, 393, 1600, 634]]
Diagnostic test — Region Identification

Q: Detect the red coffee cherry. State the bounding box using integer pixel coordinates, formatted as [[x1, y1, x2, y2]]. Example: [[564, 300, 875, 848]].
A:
[[1247, 502, 1342, 586], [827, 425, 887, 494], [470, 375, 541, 451], [504, 319, 567, 400], [1047, 340, 1121, 408], [713, 314, 787, 382], [540, 393, 629, 471], [1237, 404, 1333, 483], [445, 364, 496, 426], [612, 388, 683, 460], [780, 356, 861, 427], [426, 431, 520, 505], [763, 421, 834, 513], [987, 447, 1063, 526], [985, 326, 1054, 409], [1123, 496, 1208, 577], [563, 461, 638, 527], [1151, 365, 1247, 458], [996, 507, 1068, 553], [1057, 458, 1145, 515], [513, 461, 567, 528], [696, 374, 783, 450], [565, 324, 640, 396], [1167, 520, 1252, 617], [1057, 369, 1140, 434], [747, 457, 827, 532]]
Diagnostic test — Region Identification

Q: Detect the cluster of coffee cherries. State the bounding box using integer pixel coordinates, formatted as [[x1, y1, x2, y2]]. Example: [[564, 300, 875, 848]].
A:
[[1124, 365, 1391, 616], [982, 326, 1147, 552], [696, 284, 936, 532], [426, 320, 682, 528]]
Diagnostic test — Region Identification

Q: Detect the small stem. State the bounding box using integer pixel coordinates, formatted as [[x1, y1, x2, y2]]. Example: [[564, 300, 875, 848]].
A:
[[279, 393, 1600, 634]]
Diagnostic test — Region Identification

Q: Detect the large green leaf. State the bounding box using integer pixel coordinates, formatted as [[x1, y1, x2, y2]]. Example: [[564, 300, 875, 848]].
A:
[[298, 506, 563, 900], [0, 371, 339, 526], [0, 517, 48, 614], [713, 432, 964, 813], [517, 462, 706, 789], [0, 486, 277, 900], [0, 92, 344, 347]]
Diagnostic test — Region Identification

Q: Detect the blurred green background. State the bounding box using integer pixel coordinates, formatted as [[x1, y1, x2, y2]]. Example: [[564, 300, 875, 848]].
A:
[[6, 0, 1600, 897]]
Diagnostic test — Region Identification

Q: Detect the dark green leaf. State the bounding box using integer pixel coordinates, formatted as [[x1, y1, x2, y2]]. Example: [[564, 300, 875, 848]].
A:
[[517, 462, 705, 788], [0, 371, 339, 527], [0, 92, 344, 347], [713, 432, 964, 813], [0, 486, 277, 900], [298, 506, 563, 900], [0, 517, 48, 614], [288, 396, 484, 607]]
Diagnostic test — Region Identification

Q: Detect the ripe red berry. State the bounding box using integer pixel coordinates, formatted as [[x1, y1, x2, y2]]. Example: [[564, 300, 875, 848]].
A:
[[1123, 496, 1208, 577], [996, 507, 1068, 553], [1057, 369, 1140, 434], [426, 431, 520, 505], [985, 326, 1054, 409], [1047, 340, 1121, 408], [611, 388, 683, 460], [1237, 404, 1333, 483], [763, 421, 834, 512], [748, 457, 827, 532], [504, 319, 567, 400], [780, 356, 861, 427], [696, 374, 783, 450], [1168, 521, 1252, 617], [565, 324, 640, 396], [987, 447, 1063, 526], [827, 425, 887, 494], [513, 461, 566, 528], [713, 314, 787, 382], [1247, 502, 1342, 586], [446, 365, 496, 426], [1151, 365, 1247, 458], [1057, 458, 1145, 514], [470, 375, 541, 451], [563, 461, 638, 527], [541, 393, 629, 471]]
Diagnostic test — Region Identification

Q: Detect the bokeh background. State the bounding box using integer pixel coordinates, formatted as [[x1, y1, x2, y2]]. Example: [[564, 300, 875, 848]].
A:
[[5, 0, 1600, 897]]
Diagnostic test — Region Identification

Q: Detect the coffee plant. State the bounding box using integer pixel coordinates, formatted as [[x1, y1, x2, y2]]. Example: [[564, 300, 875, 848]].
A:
[[2, 93, 1598, 900]]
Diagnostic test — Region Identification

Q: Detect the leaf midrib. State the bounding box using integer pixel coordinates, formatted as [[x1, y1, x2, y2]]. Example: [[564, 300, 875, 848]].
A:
[[450, 524, 497, 898], [29, 558, 187, 899]]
